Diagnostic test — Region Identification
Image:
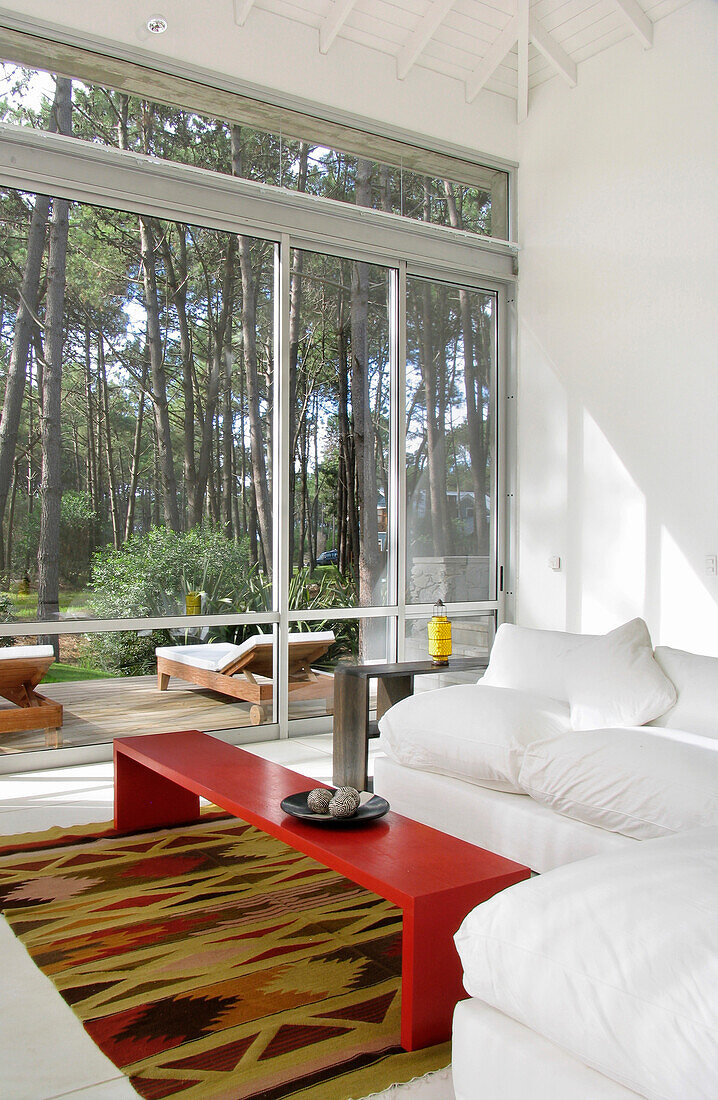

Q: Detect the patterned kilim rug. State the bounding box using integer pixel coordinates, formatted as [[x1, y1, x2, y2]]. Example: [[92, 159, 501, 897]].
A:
[[0, 815, 450, 1100]]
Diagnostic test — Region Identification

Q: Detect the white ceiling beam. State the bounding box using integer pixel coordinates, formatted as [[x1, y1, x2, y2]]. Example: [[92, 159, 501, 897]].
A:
[[465, 16, 518, 104], [530, 16, 577, 87], [396, 0, 456, 80], [516, 0, 529, 123], [610, 0, 653, 48], [319, 0, 360, 54], [233, 0, 257, 27]]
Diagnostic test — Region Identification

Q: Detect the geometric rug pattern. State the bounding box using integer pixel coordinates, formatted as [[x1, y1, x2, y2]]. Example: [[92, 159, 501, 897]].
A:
[[0, 816, 450, 1099]]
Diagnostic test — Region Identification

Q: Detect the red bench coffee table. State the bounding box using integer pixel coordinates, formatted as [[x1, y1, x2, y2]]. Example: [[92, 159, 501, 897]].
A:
[[114, 730, 530, 1052]]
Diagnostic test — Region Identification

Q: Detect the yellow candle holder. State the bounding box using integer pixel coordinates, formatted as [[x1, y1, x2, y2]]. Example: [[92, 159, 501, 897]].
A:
[[428, 599, 452, 665], [185, 592, 201, 616]]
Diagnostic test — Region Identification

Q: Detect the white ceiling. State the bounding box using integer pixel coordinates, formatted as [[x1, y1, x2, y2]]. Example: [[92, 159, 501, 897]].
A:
[[233, 0, 693, 120]]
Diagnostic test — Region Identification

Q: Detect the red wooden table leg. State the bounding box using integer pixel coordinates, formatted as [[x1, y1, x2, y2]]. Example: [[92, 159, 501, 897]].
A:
[[400, 892, 467, 1051], [114, 744, 200, 832], [400, 877, 528, 1051]]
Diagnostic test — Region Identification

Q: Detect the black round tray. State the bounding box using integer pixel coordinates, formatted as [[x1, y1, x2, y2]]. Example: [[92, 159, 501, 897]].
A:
[[280, 790, 390, 827]]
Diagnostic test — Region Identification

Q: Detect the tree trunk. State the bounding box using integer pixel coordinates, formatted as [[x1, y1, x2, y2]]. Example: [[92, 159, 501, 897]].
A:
[[159, 225, 197, 526], [237, 235, 272, 568], [420, 184, 449, 557], [443, 181, 488, 553], [4, 458, 19, 583], [139, 213, 181, 531], [287, 144, 309, 575], [84, 324, 97, 513], [352, 159, 382, 605], [125, 349, 148, 541], [0, 81, 66, 568], [338, 307, 359, 593], [222, 317, 234, 538], [98, 332, 120, 549], [135, 103, 180, 531], [194, 234, 237, 525], [37, 77, 73, 645]]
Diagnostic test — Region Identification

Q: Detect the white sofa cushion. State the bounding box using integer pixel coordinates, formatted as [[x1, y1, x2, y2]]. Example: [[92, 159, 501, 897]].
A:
[[455, 827, 718, 1100], [481, 619, 675, 729], [519, 726, 718, 839], [479, 623, 580, 701], [378, 684, 571, 793], [649, 646, 718, 739], [563, 618, 675, 730]]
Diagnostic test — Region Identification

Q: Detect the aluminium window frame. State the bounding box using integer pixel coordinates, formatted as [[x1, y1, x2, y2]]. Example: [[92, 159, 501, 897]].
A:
[[0, 113, 515, 770], [0, 6, 517, 236]]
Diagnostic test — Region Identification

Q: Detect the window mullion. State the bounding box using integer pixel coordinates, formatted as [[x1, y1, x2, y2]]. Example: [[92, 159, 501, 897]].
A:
[[275, 235, 292, 736]]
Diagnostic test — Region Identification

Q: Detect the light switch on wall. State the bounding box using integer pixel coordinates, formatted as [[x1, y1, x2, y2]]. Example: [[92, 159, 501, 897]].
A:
[[548, 556, 562, 571], [706, 556, 717, 576]]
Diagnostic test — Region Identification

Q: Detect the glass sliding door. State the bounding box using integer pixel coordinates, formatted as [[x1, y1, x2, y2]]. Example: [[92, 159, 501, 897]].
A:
[[405, 276, 497, 607], [0, 186, 277, 753], [0, 188, 505, 761], [0, 189, 274, 624], [288, 249, 393, 611]]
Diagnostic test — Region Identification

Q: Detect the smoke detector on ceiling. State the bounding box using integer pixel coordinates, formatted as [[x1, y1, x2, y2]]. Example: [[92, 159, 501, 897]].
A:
[[146, 15, 168, 34]]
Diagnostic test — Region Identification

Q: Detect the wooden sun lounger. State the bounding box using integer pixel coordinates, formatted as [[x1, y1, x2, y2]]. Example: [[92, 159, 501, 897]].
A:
[[156, 632, 335, 724], [0, 645, 63, 747]]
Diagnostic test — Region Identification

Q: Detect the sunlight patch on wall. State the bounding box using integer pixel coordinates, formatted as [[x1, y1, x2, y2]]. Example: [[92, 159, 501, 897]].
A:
[[516, 322, 568, 629], [660, 528, 718, 657], [580, 410, 646, 634]]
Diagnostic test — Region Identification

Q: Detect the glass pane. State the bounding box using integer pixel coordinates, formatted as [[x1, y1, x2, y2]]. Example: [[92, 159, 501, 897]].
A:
[[399, 172, 508, 238], [0, 187, 273, 621], [0, 65, 508, 239], [403, 612, 494, 687], [288, 617, 389, 722], [0, 623, 275, 753], [289, 249, 392, 609], [406, 277, 496, 605]]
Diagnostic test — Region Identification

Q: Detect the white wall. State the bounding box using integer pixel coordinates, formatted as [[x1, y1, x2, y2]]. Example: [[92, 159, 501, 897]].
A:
[[0, 0, 519, 162], [516, 0, 718, 654]]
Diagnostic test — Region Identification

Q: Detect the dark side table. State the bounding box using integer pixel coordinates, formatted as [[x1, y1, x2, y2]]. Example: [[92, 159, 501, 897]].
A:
[[333, 657, 488, 790]]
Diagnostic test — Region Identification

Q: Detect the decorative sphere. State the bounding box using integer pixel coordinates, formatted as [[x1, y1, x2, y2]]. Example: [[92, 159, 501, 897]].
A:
[[336, 786, 360, 808], [307, 788, 333, 814], [329, 789, 360, 818]]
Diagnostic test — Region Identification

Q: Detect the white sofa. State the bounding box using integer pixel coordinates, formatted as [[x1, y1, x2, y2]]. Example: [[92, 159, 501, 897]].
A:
[[375, 618, 718, 871], [452, 826, 718, 1100], [374, 619, 718, 1099]]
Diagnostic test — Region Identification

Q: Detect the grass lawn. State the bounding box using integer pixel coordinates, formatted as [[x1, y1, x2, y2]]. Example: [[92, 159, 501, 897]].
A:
[[3, 588, 92, 620], [43, 662, 115, 683]]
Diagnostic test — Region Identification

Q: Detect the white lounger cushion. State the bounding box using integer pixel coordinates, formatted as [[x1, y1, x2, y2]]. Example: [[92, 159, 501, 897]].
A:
[[0, 645, 54, 661], [455, 827, 718, 1100], [519, 726, 718, 839], [378, 684, 571, 793], [649, 645, 718, 739], [156, 631, 335, 673]]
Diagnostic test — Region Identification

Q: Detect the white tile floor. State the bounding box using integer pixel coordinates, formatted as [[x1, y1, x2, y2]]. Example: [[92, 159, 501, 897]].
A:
[[0, 735, 455, 1100]]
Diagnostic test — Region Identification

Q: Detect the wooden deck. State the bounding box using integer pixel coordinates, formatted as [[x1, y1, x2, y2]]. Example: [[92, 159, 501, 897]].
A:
[[0, 674, 331, 755]]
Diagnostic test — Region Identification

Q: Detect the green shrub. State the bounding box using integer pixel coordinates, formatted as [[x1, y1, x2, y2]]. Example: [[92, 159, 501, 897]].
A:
[[9, 491, 98, 586], [59, 491, 98, 585], [87, 527, 361, 677], [89, 526, 257, 620], [87, 527, 263, 674], [0, 592, 15, 647]]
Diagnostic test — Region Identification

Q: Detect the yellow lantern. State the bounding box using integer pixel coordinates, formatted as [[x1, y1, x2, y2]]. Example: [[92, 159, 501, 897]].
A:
[[185, 591, 201, 616], [428, 599, 452, 665]]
